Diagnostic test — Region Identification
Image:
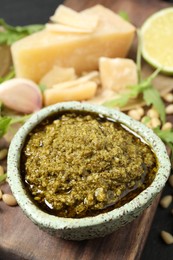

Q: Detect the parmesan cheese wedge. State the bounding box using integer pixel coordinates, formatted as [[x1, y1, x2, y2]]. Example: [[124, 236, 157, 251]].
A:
[[40, 66, 77, 88], [44, 81, 97, 106], [99, 57, 138, 93], [11, 5, 135, 83], [50, 5, 98, 31]]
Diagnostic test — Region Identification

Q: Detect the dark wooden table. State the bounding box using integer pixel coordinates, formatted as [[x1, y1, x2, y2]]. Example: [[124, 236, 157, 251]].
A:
[[0, 1, 173, 259]]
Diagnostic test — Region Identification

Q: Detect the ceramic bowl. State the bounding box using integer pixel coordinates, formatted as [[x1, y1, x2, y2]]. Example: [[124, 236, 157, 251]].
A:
[[7, 101, 171, 240]]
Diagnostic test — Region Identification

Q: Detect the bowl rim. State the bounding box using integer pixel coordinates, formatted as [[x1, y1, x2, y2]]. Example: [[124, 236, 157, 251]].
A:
[[7, 101, 171, 230]]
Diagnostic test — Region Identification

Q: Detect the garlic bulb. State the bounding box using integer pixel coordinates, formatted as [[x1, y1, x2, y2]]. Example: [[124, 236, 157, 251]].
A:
[[0, 78, 42, 113]]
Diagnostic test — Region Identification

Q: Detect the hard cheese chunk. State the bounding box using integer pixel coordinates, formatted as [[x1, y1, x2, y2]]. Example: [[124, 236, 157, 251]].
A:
[[11, 5, 135, 83], [99, 57, 138, 93], [44, 81, 97, 106], [39, 66, 77, 88]]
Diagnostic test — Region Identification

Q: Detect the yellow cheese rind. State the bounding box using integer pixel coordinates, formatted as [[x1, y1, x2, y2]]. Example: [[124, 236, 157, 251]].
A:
[[44, 81, 97, 106], [11, 5, 135, 83]]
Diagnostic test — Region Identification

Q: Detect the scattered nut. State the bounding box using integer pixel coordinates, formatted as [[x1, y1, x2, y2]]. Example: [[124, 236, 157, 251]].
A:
[[166, 104, 173, 114], [136, 107, 144, 117], [0, 188, 2, 200], [146, 121, 153, 129], [147, 108, 159, 118], [163, 93, 173, 103], [128, 109, 142, 121], [160, 195, 172, 208], [161, 231, 173, 245], [2, 194, 18, 206], [0, 165, 4, 176], [0, 148, 8, 160], [162, 122, 172, 131], [168, 175, 173, 188], [150, 117, 161, 128]]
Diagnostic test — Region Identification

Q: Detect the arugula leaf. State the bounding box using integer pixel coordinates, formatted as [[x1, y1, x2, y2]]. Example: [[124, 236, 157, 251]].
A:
[[0, 114, 30, 138], [103, 85, 140, 107], [154, 127, 173, 144], [0, 67, 15, 83], [141, 116, 151, 124], [0, 116, 12, 138], [143, 87, 165, 124], [167, 143, 173, 166], [0, 19, 44, 45], [0, 173, 7, 184], [39, 83, 47, 93], [153, 127, 173, 166], [118, 11, 129, 21]]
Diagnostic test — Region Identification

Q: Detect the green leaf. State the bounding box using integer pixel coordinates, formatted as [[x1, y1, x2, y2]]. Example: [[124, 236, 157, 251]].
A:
[[0, 114, 30, 139], [141, 116, 151, 124], [38, 84, 47, 93], [0, 19, 44, 45], [0, 173, 7, 183], [0, 67, 15, 83], [136, 29, 142, 83], [154, 127, 173, 144], [10, 114, 31, 125], [103, 92, 132, 107], [0, 116, 12, 138], [143, 87, 166, 124], [118, 11, 129, 21], [167, 143, 173, 166], [154, 127, 173, 167], [103, 82, 143, 108]]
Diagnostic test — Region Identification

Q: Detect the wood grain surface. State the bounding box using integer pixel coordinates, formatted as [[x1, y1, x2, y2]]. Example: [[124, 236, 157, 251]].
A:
[[0, 0, 173, 259]]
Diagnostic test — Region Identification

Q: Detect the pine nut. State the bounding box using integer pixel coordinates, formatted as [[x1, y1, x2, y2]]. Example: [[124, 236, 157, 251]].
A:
[[163, 93, 173, 103], [168, 175, 173, 188], [0, 188, 2, 200], [146, 121, 153, 129], [128, 109, 141, 121], [136, 107, 144, 116], [2, 194, 18, 206], [160, 195, 172, 208], [161, 231, 173, 244], [150, 117, 161, 128], [0, 148, 8, 160], [0, 165, 4, 176], [162, 122, 172, 131], [166, 104, 173, 114], [147, 108, 159, 118]]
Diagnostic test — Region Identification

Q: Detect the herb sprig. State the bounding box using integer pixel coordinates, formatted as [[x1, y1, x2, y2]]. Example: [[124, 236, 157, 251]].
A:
[[0, 19, 44, 45], [103, 30, 166, 124], [0, 114, 31, 138], [154, 127, 173, 165], [0, 67, 15, 83], [0, 173, 7, 184]]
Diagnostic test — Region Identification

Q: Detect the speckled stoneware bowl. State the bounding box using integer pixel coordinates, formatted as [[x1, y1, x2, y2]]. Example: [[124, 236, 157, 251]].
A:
[[7, 101, 171, 240]]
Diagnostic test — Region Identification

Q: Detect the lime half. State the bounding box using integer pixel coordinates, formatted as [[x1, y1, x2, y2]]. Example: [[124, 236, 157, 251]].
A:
[[141, 8, 173, 74]]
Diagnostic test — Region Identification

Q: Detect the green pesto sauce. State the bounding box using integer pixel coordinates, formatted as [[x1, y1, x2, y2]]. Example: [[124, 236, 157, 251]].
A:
[[21, 111, 158, 218]]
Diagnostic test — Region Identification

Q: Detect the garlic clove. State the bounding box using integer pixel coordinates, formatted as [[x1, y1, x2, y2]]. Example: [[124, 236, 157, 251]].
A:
[[0, 78, 42, 114]]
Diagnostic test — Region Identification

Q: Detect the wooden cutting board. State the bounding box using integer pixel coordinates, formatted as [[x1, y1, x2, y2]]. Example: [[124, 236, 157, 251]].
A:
[[0, 0, 173, 259]]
